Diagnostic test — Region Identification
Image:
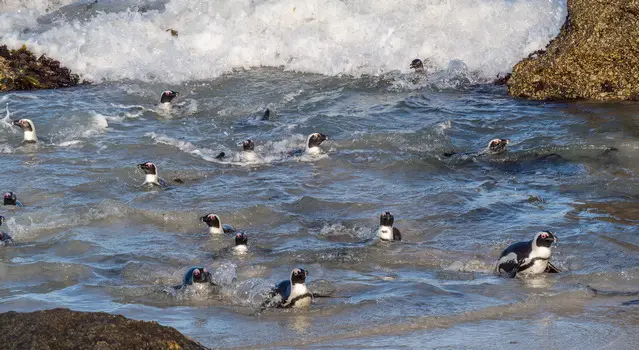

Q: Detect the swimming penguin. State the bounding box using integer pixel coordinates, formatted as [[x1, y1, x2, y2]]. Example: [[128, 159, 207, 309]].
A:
[[173, 266, 217, 290], [443, 138, 510, 158], [3, 192, 22, 206], [12, 119, 37, 143], [377, 211, 402, 241], [496, 231, 560, 278], [137, 162, 168, 187], [410, 58, 424, 73], [0, 216, 13, 246], [261, 109, 270, 121], [289, 133, 328, 157], [200, 213, 236, 234], [233, 232, 248, 254], [241, 139, 259, 162], [268, 268, 312, 308], [160, 90, 178, 104]]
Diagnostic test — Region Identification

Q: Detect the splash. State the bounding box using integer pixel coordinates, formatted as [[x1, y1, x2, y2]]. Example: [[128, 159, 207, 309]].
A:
[[0, 0, 566, 83]]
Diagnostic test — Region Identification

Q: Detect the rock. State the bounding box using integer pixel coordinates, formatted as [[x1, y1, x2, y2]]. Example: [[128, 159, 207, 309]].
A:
[[507, 0, 639, 101], [0, 308, 209, 350], [0, 44, 85, 92]]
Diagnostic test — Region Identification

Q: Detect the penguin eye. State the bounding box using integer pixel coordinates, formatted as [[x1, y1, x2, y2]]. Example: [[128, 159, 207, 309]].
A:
[[541, 233, 549, 239]]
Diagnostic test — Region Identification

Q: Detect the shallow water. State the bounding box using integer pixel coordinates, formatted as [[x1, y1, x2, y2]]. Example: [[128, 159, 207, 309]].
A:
[[2, 1, 639, 349]]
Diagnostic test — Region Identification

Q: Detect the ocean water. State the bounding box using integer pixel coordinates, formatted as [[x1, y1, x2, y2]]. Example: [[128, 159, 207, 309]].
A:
[[2, 1, 639, 349]]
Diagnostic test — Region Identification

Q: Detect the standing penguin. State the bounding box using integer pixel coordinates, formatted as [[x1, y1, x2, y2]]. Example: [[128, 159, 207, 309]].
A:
[[377, 212, 401, 241], [268, 268, 312, 308], [12, 119, 37, 143], [0, 216, 13, 246], [137, 162, 168, 187], [496, 231, 560, 278], [200, 213, 236, 234]]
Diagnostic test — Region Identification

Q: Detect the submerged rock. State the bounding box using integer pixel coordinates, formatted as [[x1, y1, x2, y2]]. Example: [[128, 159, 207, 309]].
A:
[[0, 308, 209, 350], [507, 0, 639, 101], [0, 44, 84, 92]]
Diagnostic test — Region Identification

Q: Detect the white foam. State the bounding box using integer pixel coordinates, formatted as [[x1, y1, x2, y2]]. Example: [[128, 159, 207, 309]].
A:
[[0, 0, 566, 83]]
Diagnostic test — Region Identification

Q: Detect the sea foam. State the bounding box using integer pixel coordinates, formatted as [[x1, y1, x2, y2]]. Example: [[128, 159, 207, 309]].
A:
[[0, 0, 566, 83]]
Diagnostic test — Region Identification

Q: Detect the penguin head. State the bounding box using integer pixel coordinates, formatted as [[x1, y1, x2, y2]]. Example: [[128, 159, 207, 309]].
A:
[[487, 138, 509, 154], [0, 215, 4, 226], [410, 58, 424, 71], [380, 211, 394, 227], [290, 268, 308, 285], [306, 133, 328, 149], [534, 231, 557, 248], [137, 162, 158, 175], [160, 90, 178, 103], [12, 119, 35, 132], [200, 213, 221, 229], [242, 139, 255, 151], [235, 232, 248, 246], [3, 192, 17, 206], [191, 267, 211, 283]]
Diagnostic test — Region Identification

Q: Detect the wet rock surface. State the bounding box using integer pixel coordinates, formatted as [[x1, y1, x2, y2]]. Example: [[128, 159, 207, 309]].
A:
[[0, 44, 83, 92], [0, 308, 209, 350], [507, 0, 639, 101]]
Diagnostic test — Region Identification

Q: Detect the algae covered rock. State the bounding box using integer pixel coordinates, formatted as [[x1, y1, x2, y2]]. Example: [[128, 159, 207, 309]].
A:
[[507, 0, 639, 101], [0, 308, 209, 350], [0, 44, 84, 92]]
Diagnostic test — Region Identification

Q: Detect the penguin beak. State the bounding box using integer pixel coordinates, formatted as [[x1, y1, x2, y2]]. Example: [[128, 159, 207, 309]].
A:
[[12, 120, 20, 126]]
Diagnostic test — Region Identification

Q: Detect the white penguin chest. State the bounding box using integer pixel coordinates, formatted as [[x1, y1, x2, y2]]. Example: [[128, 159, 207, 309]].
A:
[[145, 174, 159, 184], [24, 130, 37, 142], [378, 226, 393, 241], [242, 151, 257, 162], [233, 245, 248, 254], [289, 283, 311, 308], [305, 147, 321, 156]]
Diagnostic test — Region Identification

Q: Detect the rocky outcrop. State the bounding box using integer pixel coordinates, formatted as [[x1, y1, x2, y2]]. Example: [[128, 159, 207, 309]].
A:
[[0, 45, 83, 92], [507, 0, 639, 101], [0, 308, 209, 350]]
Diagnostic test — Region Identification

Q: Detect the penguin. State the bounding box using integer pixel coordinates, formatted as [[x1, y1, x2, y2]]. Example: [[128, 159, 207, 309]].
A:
[[0, 215, 13, 246], [137, 162, 168, 187], [288, 133, 328, 157], [443, 138, 510, 158], [241, 139, 258, 162], [268, 268, 312, 308], [261, 108, 270, 121], [173, 266, 217, 290], [12, 119, 37, 143], [496, 231, 560, 278], [377, 211, 402, 241], [3, 192, 22, 206], [160, 90, 178, 104], [410, 58, 424, 73], [233, 232, 248, 254], [200, 213, 236, 234]]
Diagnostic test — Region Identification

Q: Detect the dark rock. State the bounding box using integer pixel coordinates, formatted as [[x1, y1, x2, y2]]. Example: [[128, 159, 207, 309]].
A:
[[0, 44, 86, 92], [507, 0, 639, 101], [0, 308, 209, 350]]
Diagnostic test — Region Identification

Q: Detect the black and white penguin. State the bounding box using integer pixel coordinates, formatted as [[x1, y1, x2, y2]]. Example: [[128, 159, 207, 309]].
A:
[[486, 138, 510, 155], [496, 231, 560, 278], [137, 162, 168, 187], [3, 192, 22, 206], [410, 58, 424, 72], [233, 232, 248, 254], [377, 211, 402, 241], [240, 139, 259, 162], [200, 213, 236, 234], [269, 268, 312, 308], [288, 133, 328, 157], [261, 108, 270, 121], [12, 119, 37, 143], [160, 90, 178, 104], [182, 266, 213, 285], [0, 215, 13, 246]]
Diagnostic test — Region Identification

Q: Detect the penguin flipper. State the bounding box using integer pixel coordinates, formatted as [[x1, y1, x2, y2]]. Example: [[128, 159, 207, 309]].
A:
[[215, 152, 226, 160], [443, 151, 457, 157], [392, 227, 402, 241], [545, 262, 560, 273]]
